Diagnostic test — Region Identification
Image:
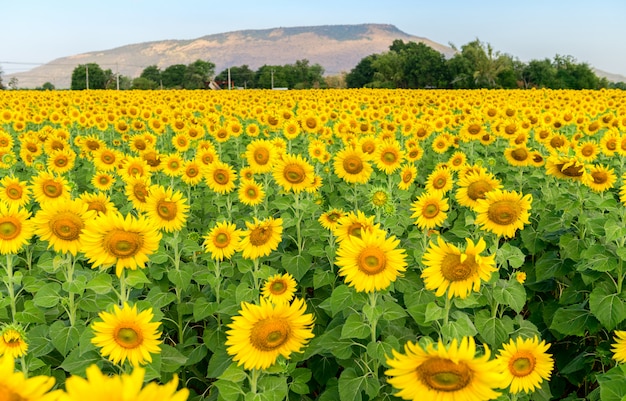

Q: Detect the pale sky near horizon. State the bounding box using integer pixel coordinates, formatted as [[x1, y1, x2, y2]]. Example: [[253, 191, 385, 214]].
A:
[[1, 0, 625, 77]]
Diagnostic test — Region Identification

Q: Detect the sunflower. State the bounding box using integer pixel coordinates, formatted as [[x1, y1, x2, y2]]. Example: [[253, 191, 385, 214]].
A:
[[583, 164, 617, 192], [30, 170, 71, 205], [545, 155, 587, 182], [161, 153, 184, 177], [425, 166, 454, 195], [455, 170, 502, 210], [474, 189, 532, 238], [79, 192, 117, 216], [333, 147, 373, 184], [92, 147, 121, 171], [261, 273, 298, 305], [385, 337, 503, 401], [118, 156, 151, 181], [91, 302, 161, 367], [82, 212, 162, 277], [197, 147, 218, 167], [204, 160, 237, 194], [0, 175, 30, 209], [318, 208, 345, 231], [145, 185, 189, 233], [225, 297, 314, 370], [180, 159, 203, 186], [245, 139, 276, 174], [504, 145, 532, 167], [405, 144, 424, 163], [60, 364, 189, 401], [600, 128, 620, 156], [0, 353, 58, 401], [397, 164, 417, 191], [124, 175, 152, 212], [431, 134, 451, 154], [91, 171, 116, 192], [496, 336, 554, 394], [171, 132, 191, 152], [238, 179, 265, 206], [374, 139, 404, 174], [272, 153, 315, 193], [421, 236, 496, 299], [202, 221, 242, 261], [575, 140, 600, 163], [612, 330, 626, 363], [46, 148, 76, 174], [333, 210, 379, 243], [239, 217, 283, 260], [447, 151, 467, 171], [335, 229, 407, 293], [32, 199, 94, 256], [0, 323, 28, 358], [410, 191, 449, 230]]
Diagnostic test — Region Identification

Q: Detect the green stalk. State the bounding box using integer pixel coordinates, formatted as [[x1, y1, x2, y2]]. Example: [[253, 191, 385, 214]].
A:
[[3, 254, 17, 322]]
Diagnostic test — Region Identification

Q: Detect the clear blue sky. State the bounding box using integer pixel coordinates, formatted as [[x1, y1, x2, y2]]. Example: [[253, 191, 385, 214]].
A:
[[2, 0, 625, 77]]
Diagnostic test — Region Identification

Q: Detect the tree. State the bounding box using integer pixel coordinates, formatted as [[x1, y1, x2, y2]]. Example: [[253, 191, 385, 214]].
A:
[[184, 59, 215, 89], [0, 66, 4, 90], [71, 63, 108, 90], [285, 59, 325, 89], [41, 82, 56, 90], [8, 77, 19, 90], [140, 65, 162, 88], [132, 77, 158, 90], [394, 41, 450, 88], [215, 65, 257, 88], [346, 54, 379, 88], [371, 51, 405, 88], [161, 64, 187, 88], [256, 65, 288, 89]]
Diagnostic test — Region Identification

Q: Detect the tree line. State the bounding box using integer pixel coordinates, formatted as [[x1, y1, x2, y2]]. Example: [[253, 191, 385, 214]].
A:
[[346, 39, 625, 90]]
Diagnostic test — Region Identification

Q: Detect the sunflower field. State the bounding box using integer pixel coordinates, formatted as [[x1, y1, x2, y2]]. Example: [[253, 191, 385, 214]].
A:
[[1, 88, 626, 400]]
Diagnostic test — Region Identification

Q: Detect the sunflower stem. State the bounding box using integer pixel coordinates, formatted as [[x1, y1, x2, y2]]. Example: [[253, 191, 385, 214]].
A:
[[63, 253, 78, 326], [249, 368, 260, 395], [119, 268, 128, 306], [292, 192, 304, 254], [443, 293, 452, 328], [368, 291, 379, 343], [3, 254, 17, 322]]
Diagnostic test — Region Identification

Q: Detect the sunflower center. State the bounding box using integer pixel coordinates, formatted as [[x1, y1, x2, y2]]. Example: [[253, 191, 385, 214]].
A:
[[283, 164, 306, 184], [42, 180, 63, 198], [86, 201, 107, 214], [591, 171, 608, 184], [213, 232, 231, 248], [372, 191, 388, 206], [581, 146, 594, 157], [213, 169, 229, 185], [433, 176, 447, 190], [156, 200, 178, 221], [466, 180, 493, 201], [54, 156, 68, 167], [418, 357, 471, 392], [186, 167, 199, 178], [249, 226, 273, 246], [250, 317, 291, 351], [0, 218, 20, 241], [423, 203, 440, 219], [105, 230, 143, 257], [606, 139, 617, 151], [467, 124, 482, 135], [556, 162, 584, 177], [134, 139, 147, 151], [357, 247, 387, 275], [440, 253, 476, 282], [509, 351, 536, 377], [3, 330, 22, 346], [343, 155, 364, 174], [347, 223, 363, 239], [511, 148, 529, 161], [254, 148, 270, 165], [382, 150, 397, 164], [488, 200, 520, 225], [50, 212, 84, 241], [402, 171, 413, 183], [0, 385, 25, 401], [362, 142, 376, 154], [270, 280, 287, 295], [115, 326, 143, 349]]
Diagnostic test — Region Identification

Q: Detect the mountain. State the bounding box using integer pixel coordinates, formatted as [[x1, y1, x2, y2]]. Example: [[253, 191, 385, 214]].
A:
[[593, 68, 626, 84], [7, 24, 456, 89]]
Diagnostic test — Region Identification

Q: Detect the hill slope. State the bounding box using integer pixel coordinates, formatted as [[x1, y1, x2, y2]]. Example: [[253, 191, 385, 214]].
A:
[[8, 24, 455, 89]]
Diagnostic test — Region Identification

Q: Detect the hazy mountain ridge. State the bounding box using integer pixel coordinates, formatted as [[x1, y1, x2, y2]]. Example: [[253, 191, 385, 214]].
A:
[[6, 24, 455, 89]]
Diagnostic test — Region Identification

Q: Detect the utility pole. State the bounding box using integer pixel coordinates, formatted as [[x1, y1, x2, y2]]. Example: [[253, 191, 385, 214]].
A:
[[116, 62, 120, 90], [86, 65, 89, 89], [271, 69, 274, 89], [228, 67, 231, 90]]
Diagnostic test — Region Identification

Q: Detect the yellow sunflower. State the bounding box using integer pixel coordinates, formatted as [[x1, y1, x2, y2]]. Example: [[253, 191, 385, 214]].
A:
[[204, 160, 237, 194], [29, 170, 71, 205], [32, 198, 95, 256], [225, 297, 314, 370], [583, 164, 617, 192], [424, 234, 495, 297], [46, 148, 76, 174], [474, 189, 532, 238], [203, 221, 242, 261], [575, 140, 600, 163], [425, 166, 454, 196], [118, 155, 151, 181], [91, 302, 161, 367], [161, 153, 184, 177], [237, 179, 265, 206], [410, 191, 449, 230], [82, 212, 162, 277], [245, 139, 276, 174], [386, 336, 503, 401], [272, 153, 315, 193], [0, 323, 28, 358], [261, 273, 298, 305], [545, 154, 586, 182], [318, 208, 346, 231], [124, 175, 152, 213], [335, 229, 407, 293], [179, 159, 204, 186], [397, 164, 418, 191], [503, 145, 532, 167], [495, 336, 554, 394], [79, 192, 117, 216], [333, 210, 379, 243], [455, 170, 502, 210], [145, 185, 189, 233], [239, 217, 283, 260], [60, 364, 188, 401], [0, 202, 34, 255], [0, 353, 58, 401], [333, 147, 373, 184], [91, 171, 116, 192], [612, 330, 626, 363], [374, 139, 404, 174], [0, 175, 31, 207]]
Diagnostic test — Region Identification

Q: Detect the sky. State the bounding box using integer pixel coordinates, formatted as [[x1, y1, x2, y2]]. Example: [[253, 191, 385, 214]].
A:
[[1, 0, 626, 77]]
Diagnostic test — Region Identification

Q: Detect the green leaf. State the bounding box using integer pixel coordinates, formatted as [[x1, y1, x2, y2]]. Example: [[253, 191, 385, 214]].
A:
[[493, 279, 527, 314], [497, 243, 526, 269], [160, 344, 188, 372], [313, 268, 335, 289], [59, 349, 101, 375], [597, 365, 626, 401], [338, 367, 365, 401], [86, 273, 113, 294], [281, 253, 312, 282], [604, 219, 626, 244], [167, 267, 193, 291], [589, 282, 626, 330], [550, 305, 600, 336], [474, 310, 513, 349], [340, 313, 370, 340], [218, 362, 247, 382], [207, 347, 232, 378], [33, 282, 61, 308], [26, 324, 54, 358], [258, 375, 288, 401], [49, 321, 80, 357], [441, 311, 477, 340], [534, 251, 567, 281], [380, 299, 407, 321], [404, 288, 437, 326], [319, 285, 357, 317], [424, 302, 444, 323], [580, 244, 618, 272], [193, 298, 218, 322], [144, 287, 177, 309], [214, 378, 245, 401], [125, 269, 151, 287]]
